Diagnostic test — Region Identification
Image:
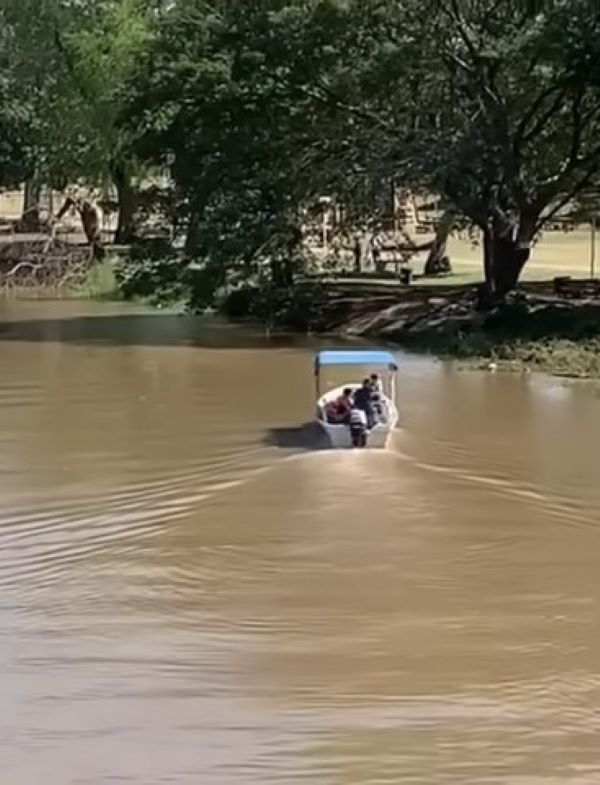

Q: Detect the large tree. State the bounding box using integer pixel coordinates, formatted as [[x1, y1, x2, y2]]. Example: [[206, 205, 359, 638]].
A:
[[131, 0, 600, 301], [294, 0, 600, 297], [408, 0, 600, 297], [0, 7, 35, 191], [130, 0, 349, 277], [60, 0, 152, 242], [2, 0, 152, 241]]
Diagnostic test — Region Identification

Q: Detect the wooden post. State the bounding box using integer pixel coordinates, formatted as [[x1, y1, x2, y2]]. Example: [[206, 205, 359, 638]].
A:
[[389, 369, 397, 404]]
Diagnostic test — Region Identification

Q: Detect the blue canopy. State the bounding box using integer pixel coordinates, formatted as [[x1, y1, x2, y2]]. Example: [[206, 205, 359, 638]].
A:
[[315, 349, 397, 371]]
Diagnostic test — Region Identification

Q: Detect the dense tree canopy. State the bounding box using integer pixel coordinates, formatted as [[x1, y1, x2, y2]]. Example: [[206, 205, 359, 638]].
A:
[[4, 0, 600, 301], [0, 9, 33, 187], [127, 0, 600, 298], [1, 0, 152, 237], [396, 0, 600, 296]]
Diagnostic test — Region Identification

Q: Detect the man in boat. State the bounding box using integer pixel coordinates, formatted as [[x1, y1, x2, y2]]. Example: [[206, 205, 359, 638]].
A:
[[369, 374, 384, 395], [325, 387, 354, 423], [369, 374, 385, 421], [349, 406, 368, 447], [353, 379, 377, 429]]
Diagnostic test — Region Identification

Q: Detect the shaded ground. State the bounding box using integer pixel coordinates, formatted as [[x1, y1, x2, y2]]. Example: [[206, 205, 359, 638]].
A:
[[315, 227, 597, 283]]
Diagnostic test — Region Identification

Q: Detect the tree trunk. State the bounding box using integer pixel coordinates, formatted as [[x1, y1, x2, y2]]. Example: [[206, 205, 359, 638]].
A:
[[270, 257, 294, 287], [112, 164, 136, 244], [21, 178, 41, 232], [185, 207, 201, 256], [269, 219, 303, 286], [483, 227, 494, 291], [478, 225, 531, 308], [80, 200, 105, 260], [56, 196, 105, 260], [492, 234, 530, 296], [423, 209, 454, 276], [360, 231, 373, 270], [353, 235, 361, 272]]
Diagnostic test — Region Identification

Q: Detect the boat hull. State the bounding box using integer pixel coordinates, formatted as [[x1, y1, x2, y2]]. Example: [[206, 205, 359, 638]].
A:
[[316, 383, 398, 449]]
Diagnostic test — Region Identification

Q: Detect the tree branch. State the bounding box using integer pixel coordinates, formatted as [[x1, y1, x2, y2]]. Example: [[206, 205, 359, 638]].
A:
[[518, 87, 568, 147], [446, 0, 480, 63], [286, 78, 396, 138], [535, 165, 599, 234]]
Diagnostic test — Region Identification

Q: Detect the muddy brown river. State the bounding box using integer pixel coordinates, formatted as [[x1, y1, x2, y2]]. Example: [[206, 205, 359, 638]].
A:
[[0, 299, 599, 784]]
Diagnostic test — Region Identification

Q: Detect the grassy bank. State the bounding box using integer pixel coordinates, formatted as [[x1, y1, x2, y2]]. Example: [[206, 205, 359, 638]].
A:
[[221, 278, 600, 379], [396, 321, 600, 378], [69, 260, 121, 300], [464, 339, 600, 377], [338, 282, 600, 379]]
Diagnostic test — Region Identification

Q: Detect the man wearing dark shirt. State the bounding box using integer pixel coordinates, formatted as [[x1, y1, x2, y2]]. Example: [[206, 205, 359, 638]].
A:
[[353, 379, 376, 428]]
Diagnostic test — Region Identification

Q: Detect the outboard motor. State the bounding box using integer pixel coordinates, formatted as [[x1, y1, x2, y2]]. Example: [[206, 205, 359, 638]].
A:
[[349, 408, 368, 448]]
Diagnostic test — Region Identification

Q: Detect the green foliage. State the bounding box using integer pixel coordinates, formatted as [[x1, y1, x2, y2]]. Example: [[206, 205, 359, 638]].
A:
[[5, 0, 600, 304], [1, 0, 153, 238], [115, 237, 191, 304], [73, 260, 120, 300], [218, 280, 327, 331], [128, 0, 356, 269], [0, 103, 31, 188], [115, 255, 188, 305], [0, 9, 33, 185], [124, 0, 600, 298], [58, 0, 151, 182]]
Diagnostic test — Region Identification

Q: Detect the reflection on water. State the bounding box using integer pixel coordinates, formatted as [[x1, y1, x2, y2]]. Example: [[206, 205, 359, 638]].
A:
[[1, 298, 600, 784]]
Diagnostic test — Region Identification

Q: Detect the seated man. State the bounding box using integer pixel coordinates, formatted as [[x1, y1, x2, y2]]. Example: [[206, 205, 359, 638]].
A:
[[353, 378, 377, 429], [325, 387, 354, 423], [334, 387, 353, 423], [369, 373, 384, 395], [372, 393, 386, 422], [349, 405, 368, 447], [324, 400, 340, 423]]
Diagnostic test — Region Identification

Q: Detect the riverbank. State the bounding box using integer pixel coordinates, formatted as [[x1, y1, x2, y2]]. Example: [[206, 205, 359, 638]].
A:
[[2, 247, 599, 379], [221, 279, 600, 379], [0, 233, 122, 299], [322, 280, 600, 379]]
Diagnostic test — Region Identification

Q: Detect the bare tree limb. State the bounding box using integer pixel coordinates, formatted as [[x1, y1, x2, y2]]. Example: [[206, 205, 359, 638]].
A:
[[535, 165, 599, 233]]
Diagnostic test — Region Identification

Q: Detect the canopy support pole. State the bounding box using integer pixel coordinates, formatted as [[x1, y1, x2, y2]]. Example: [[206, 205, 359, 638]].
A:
[[315, 362, 321, 400]]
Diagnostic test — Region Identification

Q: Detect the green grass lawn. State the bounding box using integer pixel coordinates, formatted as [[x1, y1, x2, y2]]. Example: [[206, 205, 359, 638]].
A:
[[446, 228, 597, 283], [316, 226, 598, 287]]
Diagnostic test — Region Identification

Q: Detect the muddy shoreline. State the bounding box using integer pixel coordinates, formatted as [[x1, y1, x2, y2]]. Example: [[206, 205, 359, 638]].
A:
[[323, 281, 600, 379], [221, 279, 600, 379]]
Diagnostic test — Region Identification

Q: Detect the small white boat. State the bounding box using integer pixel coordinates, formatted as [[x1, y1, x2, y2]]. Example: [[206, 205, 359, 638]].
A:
[[314, 349, 399, 449]]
